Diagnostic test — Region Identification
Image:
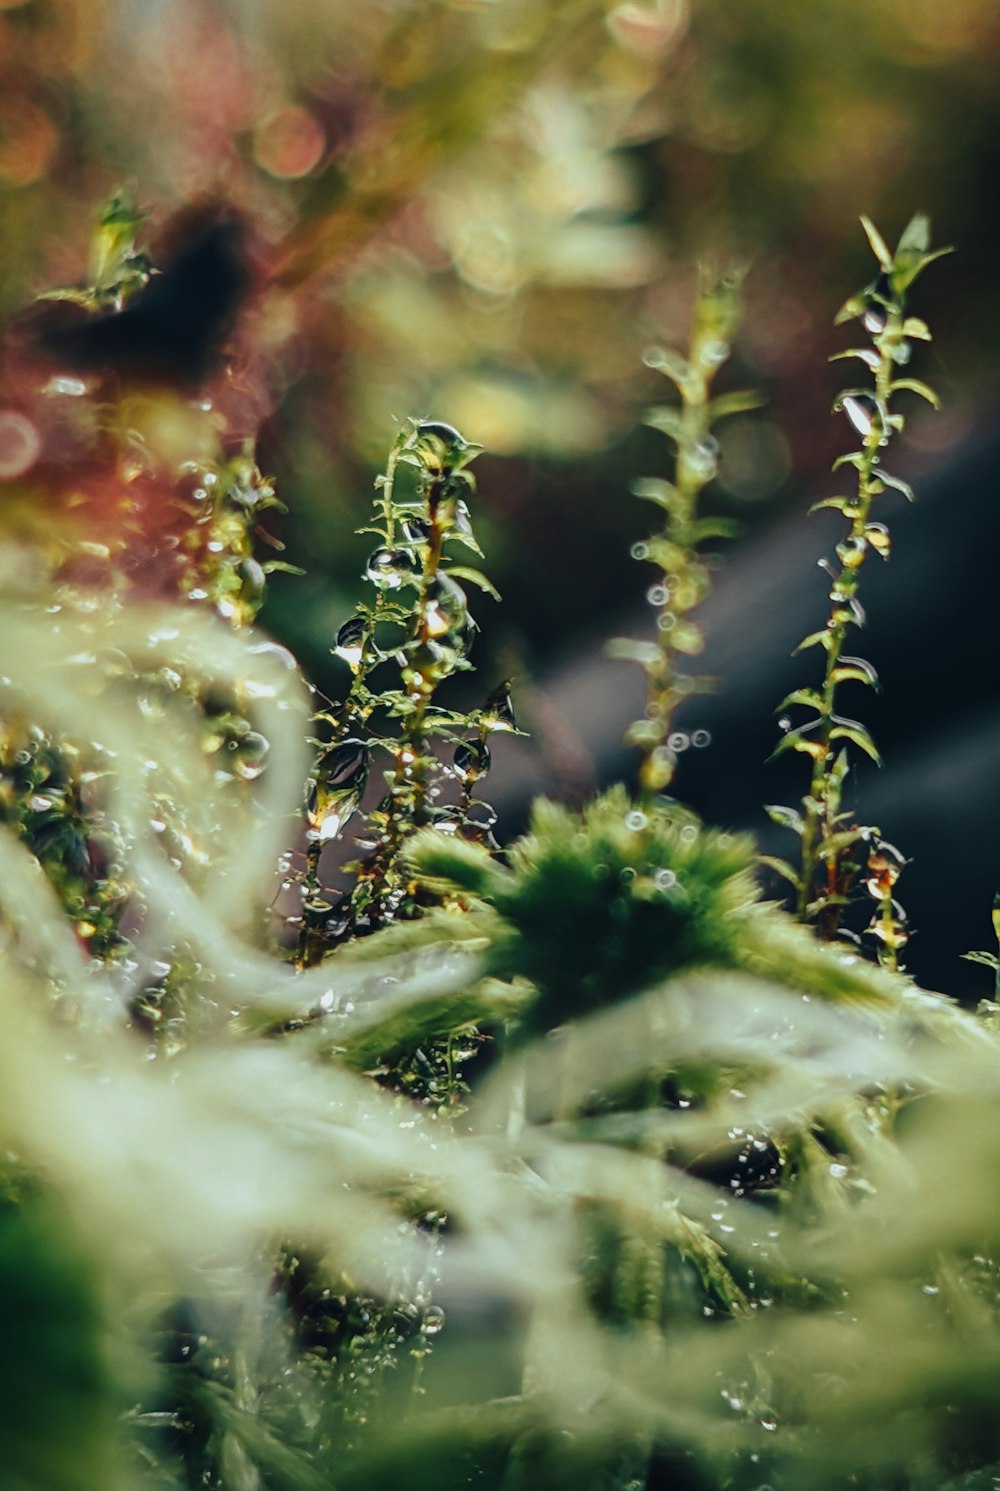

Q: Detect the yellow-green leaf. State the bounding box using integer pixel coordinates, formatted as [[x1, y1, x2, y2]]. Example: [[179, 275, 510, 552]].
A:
[[758, 854, 802, 890], [860, 215, 893, 270]]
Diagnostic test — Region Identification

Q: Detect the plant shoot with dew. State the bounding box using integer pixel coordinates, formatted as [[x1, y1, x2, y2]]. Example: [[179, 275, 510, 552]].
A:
[[297, 418, 520, 968], [611, 268, 761, 799], [764, 215, 949, 965]]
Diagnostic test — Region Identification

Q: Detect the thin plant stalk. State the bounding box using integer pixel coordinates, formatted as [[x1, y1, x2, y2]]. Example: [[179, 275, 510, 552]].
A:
[[613, 269, 759, 799], [767, 214, 949, 950]]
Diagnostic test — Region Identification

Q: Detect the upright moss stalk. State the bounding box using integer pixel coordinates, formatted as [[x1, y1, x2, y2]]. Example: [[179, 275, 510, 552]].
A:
[[297, 420, 517, 968], [766, 215, 948, 962], [612, 271, 760, 798]]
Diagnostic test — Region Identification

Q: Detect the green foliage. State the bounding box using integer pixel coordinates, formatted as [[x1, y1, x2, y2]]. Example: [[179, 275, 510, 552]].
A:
[[297, 419, 519, 966], [616, 270, 757, 795], [5, 191, 1000, 1491], [410, 787, 759, 1037], [770, 214, 949, 959]]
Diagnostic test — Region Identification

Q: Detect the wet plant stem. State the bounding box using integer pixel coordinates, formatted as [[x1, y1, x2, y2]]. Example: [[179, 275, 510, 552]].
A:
[[777, 215, 948, 951], [366, 472, 453, 920], [638, 360, 711, 804], [796, 310, 900, 928], [619, 271, 752, 801], [295, 446, 414, 968], [879, 888, 898, 973]]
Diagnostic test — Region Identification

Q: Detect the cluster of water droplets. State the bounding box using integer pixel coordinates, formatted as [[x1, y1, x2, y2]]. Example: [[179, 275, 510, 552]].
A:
[[296, 420, 514, 962]]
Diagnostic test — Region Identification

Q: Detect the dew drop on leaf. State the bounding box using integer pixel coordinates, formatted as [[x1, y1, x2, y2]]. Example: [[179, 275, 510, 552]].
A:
[[686, 435, 720, 479], [335, 615, 367, 668], [400, 515, 429, 544], [836, 535, 867, 569], [453, 739, 490, 782], [865, 521, 891, 559], [306, 739, 369, 842], [365, 548, 418, 589], [422, 1305, 446, 1336], [839, 394, 880, 438]]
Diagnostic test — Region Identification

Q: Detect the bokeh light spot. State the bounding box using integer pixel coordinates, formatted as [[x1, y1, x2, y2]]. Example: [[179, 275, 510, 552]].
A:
[[607, 0, 688, 56], [0, 99, 58, 186], [0, 411, 41, 479], [253, 105, 326, 180]]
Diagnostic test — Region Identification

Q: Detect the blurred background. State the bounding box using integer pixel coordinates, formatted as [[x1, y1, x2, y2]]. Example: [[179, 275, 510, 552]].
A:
[[1, 0, 999, 995]]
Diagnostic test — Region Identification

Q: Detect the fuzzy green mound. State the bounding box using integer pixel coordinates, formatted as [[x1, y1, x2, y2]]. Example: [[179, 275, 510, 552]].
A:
[[408, 787, 949, 1041]]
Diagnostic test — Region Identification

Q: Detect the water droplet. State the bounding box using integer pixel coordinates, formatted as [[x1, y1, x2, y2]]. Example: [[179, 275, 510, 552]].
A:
[[759, 1415, 778, 1433], [631, 541, 649, 561], [828, 1162, 848, 1179], [365, 547, 418, 589], [655, 868, 677, 891], [643, 344, 688, 376], [865, 521, 891, 559], [452, 499, 474, 536], [868, 918, 909, 950], [863, 305, 887, 336], [424, 573, 468, 639], [646, 745, 675, 789], [667, 731, 689, 752], [453, 738, 490, 782], [413, 421, 470, 472], [422, 1305, 446, 1336], [303, 895, 334, 921], [233, 731, 270, 781], [306, 739, 369, 842], [646, 583, 670, 606], [44, 374, 89, 397], [839, 394, 881, 439], [691, 729, 711, 748], [625, 809, 647, 831], [685, 435, 720, 480], [865, 842, 905, 896], [922, 1284, 939, 1296], [657, 612, 676, 632], [700, 338, 729, 369], [679, 823, 697, 844], [836, 534, 867, 569], [862, 275, 891, 334], [482, 682, 517, 733], [335, 615, 367, 669], [400, 515, 429, 544]]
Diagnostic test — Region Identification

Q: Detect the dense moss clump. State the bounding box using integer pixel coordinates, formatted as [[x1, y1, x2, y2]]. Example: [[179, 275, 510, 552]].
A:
[[408, 784, 942, 1044], [412, 789, 755, 1031]]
